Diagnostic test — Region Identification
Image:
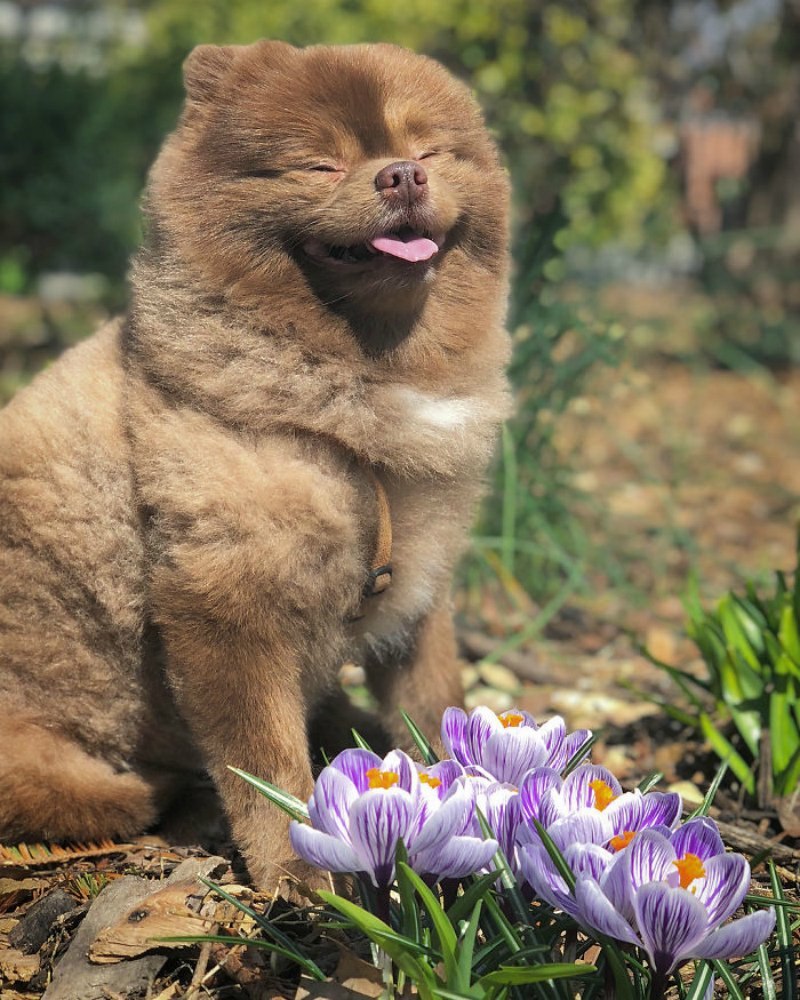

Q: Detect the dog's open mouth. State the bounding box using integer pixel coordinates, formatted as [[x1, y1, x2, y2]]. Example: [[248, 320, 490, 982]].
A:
[[303, 228, 442, 266]]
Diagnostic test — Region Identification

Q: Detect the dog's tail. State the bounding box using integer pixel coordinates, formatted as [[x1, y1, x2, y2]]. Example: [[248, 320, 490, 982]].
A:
[[0, 718, 156, 844]]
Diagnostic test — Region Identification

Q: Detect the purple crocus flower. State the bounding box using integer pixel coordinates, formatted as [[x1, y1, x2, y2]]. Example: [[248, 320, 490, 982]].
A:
[[289, 748, 499, 888], [441, 706, 592, 785], [530, 816, 775, 978], [518, 764, 682, 851]]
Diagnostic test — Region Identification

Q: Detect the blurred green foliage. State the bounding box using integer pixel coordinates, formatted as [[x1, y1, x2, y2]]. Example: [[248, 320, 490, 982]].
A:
[[0, 0, 667, 290]]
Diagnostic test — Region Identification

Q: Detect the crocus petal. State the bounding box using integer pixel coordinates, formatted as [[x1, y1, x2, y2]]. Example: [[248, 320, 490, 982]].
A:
[[424, 759, 464, 795], [562, 765, 622, 811], [480, 783, 523, 866], [538, 715, 566, 769], [518, 844, 577, 915], [691, 909, 776, 961], [538, 786, 569, 828], [349, 788, 414, 887], [603, 792, 643, 837], [573, 877, 641, 946], [308, 765, 360, 839], [564, 843, 613, 882], [483, 727, 549, 785], [600, 849, 637, 920], [289, 822, 362, 875], [519, 767, 562, 824], [670, 817, 726, 862], [414, 834, 500, 880], [329, 747, 383, 794], [548, 808, 612, 850], [564, 729, 593, 767], [634, 881, 710, 976], [640, 791, 682, 830], [468, 706, 503, 763], [694, 854, 751, 928], [411, 784, 473, 855], [382, 749, 419, 795], [441, 707, 469, 765], [627, 829, 676, 887]]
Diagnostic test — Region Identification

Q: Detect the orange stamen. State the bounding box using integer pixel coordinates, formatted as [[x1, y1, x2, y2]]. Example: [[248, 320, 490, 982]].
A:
[[366, 767, 400, 790], [420, 773, 442, 789], [590, 778, 617, 811], [673, 852, 706, 889], [500, 712, 525, 728], [610, 830, 636, 852]]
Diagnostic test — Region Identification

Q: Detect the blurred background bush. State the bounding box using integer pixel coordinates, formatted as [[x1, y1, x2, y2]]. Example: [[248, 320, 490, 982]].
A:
[[1, 0, 798, 617]]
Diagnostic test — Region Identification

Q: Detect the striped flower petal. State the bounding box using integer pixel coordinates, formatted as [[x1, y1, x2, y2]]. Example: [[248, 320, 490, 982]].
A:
[[634, 881, 710, 975], [562, 765, 622, 811], [349, 788, 414, 887], [574, 877, 642, 946], [693, 853, 751, 928], [416, 833, 500, 880], [329, 747, 383, 793], [670, 817, 726, 862], [308, 765, 360, 840], [691, 909, 776, 961], [467, 706, 502, 763], [289, 822, 362, 875], [627, 829, 676, 888], [482, 726, 549, 785], [441, 707, 469, 765], [518, 767, 562, 823]]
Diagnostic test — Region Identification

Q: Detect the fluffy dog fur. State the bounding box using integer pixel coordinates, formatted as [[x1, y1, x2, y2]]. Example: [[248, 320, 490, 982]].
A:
[[0, 40, 510, 890]]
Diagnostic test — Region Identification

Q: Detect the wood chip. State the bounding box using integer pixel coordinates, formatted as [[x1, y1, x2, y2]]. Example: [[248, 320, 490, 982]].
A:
[[0, 947, 40, 984]]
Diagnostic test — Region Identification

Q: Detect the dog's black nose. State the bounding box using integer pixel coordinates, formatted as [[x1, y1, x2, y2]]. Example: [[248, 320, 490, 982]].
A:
[[375, 161, 428, 205]]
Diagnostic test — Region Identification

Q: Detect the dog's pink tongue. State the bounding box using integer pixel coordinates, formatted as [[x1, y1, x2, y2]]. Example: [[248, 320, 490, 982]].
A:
[[371, 234, 439, 262]]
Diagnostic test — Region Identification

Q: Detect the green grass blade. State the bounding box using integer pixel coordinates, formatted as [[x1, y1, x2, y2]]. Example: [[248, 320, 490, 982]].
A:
[[533, 820, 575, 892], [686, 759, 729, 818], [697, 714, 756, 796], [755, 932, 778, 1000], [318, 890, 439, 997], [446, 871, 501, 926], [350, 728, 374, 752], [710, 959, 746, 1000], [636, 771, 664, 794], [683, 961, 714, 1000], [396, 862, 462, 990], [478, 962, 597, 987], [156, 934, 326, 979], [768, 861, 796, 1000], [455, 897, 483, 988], [563, 733, 597, 775], [399, 709, 439, 765], [227, 766, 309, 821], [395, 841, 422, 946]]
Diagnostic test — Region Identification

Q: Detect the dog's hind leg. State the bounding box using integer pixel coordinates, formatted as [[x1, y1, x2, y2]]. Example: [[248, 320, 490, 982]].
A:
[[0, 718, 157, 843]]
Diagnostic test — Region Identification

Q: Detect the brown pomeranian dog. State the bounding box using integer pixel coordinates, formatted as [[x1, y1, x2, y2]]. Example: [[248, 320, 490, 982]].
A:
[[0, 41, 510, 891]]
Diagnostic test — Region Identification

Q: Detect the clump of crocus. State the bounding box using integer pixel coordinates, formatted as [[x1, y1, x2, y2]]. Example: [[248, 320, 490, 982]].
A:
[[441, 705, 592, 785], [521, 815, 776, 994], [289, 747, 499, 892]]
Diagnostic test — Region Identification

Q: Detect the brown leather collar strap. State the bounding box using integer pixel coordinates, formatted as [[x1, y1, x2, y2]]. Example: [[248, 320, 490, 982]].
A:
[[362, 467, 393, 598]]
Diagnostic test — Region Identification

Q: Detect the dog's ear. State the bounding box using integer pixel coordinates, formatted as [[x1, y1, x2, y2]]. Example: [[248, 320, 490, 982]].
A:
[[183, 40, 298, 105], [182, 44, 238, 104]]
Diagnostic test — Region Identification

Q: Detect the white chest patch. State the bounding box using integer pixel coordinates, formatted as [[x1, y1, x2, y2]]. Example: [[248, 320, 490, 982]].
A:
[[393, 388, 477, 431]]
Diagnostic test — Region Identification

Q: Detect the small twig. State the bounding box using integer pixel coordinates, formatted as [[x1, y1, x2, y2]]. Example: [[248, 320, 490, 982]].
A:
[[183, 923, 218, 998]]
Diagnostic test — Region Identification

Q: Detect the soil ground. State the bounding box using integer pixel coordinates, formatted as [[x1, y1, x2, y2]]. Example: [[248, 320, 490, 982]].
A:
[[1, 289, 798, 997]]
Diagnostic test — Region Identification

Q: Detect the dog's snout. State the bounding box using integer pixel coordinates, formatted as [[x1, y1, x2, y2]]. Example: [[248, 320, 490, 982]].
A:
[[375, 160, 428, 204]]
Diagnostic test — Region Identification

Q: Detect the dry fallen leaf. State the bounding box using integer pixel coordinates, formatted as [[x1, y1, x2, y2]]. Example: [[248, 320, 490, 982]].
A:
[[89, 880, 215, 963]]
